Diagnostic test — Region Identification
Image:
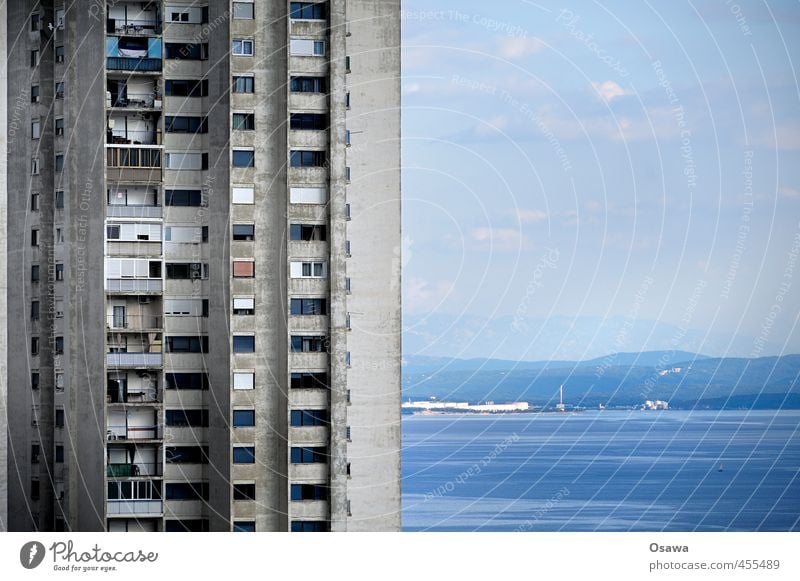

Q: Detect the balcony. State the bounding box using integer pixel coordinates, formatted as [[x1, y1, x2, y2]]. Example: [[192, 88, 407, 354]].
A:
[[107, 18, 162, 37], [108, 92, 162, 111], [107, 383, 159, 405], [106, 205, 162, 219], [108, 129, 161, 146], [107, 57, 162, 72], [106, 462, 162, 478], [107, 424, 162, 441], [106, 278, 163, 294], [106, 36, 162, 73], [106, 241, 163, 258], [106, 146, 162, 183], [106, 352, 163, 369], [107, 500, 163, 516], [107, 314, 162, 331]]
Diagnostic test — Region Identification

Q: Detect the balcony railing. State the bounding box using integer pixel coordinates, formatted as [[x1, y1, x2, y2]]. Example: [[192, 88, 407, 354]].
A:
[[107, 387, 159, 404], [106, 353, 163, 368], [107, 129, 161, 146], [106, 205, 162, 218], [105, 241, 162, 257], [106, 315, 162, 331], [106, 463, 162, 478], [107, 92, 161, 110], [107, 19, 162, 36], [107, 424, 161, 441], [107, 499, 163, 515], [107, 57, 162, 72], [106, 278, 163, 294]]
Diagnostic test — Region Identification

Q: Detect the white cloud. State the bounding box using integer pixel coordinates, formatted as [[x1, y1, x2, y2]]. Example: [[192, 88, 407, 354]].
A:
[[780, 186, 800, 199], [471, 227, 522, 243], [516, 209, 547, 224], [403, 82, 422, 95], [497, 36, 544, 59], [591, 80, 630, 103]]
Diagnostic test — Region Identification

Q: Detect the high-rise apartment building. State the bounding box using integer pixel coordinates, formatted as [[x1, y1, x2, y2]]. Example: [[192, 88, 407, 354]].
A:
[[4, 0, 401, 532]]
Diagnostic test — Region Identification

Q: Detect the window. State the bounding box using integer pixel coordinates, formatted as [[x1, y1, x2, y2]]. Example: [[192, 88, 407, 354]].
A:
[[232, 410, 255, 427], [290, 150, 326, 167], [31, 13, 40, 31], [55, 82, 64, 99], [31, 265, 40, 282], [166, 372, 209, 390], [232, 76, 254, 93], [31, 158, 39, 175], [290, 447, 327, 464], [290, 224, 326, 241], [233, 483, 255, 500], [232, 186, 254, 204], [290, 2, 328, 20], [166, 446, 209, 464], [290, 76, 327, 93], [290, 261, 326, 278], [31, 301, 40, 321], [166, 262, 208, 279], [290, 409, 328, 427], [165, 482, 208, 501], [165, 116, 207, 133], [290, 187, 326, 204], [233, 261, 255, 278], [165, 43, 208, 60], [164, 79, 208, 97], [30, 50, 39, 67], [233, 521, 256, 532], [31, 85, 39, 103], [165, 409, 209, 427], [55, 409, 65, 428], [165, 336, 209, 353], [55, 118, 64, 136], [55, 336, 64, 354], [55, 445, 64, 463], [54, 263, 64, 281], [55, 228, 64, 244], [290, 113, 328, 130], [233, 297, 255, 315], [290, 372, 328, 389], [55, 190, 64, 208], [233, 372, 254, 391], [233, 335, 255, 353], [291, 484, 329, 501], [232, 113, 255, 130], [165, 519, 209, 532], [31, 444, 41, 464], [31, 193, 39, 211], [291, 298, 327, 315], [31, 229, 39, 247], [291, 521, 328, 532], [32, 372, 40, 390], [55, 46, 64, 63], [232, 149, 255, 168], [31, 480, 40, 501], [290, 39, 325, 56], [232, 39, 254, 56], [290, 336, 327, 353], [233, 446, 255, 464], [233, 2, 254, 19], [165, 189, 203, 207], [31, 120, 40, 139], [55, 154, 64, 172], [232, 224, 255, 241]]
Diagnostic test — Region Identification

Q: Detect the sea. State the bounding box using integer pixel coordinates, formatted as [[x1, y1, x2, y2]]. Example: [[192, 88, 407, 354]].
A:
[[402, 410, 800, 531]]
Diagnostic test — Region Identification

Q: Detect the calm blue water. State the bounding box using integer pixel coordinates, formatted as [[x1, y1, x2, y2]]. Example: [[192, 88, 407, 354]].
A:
[[402, 410, 800, 531]]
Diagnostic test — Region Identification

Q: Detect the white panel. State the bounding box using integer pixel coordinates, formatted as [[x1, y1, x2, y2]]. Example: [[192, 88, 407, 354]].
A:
[[233, 373, 254, 390], [290, 39, 315, 56], [233, 297, 254, 309], [166, 152, 203, 170], [232, 186, 254, 204], [290, 187, 326, 204], [165, 226, 202, 242]]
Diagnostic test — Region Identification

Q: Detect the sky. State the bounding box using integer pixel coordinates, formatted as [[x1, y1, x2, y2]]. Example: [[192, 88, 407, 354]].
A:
[[400, 0, 800, 361]]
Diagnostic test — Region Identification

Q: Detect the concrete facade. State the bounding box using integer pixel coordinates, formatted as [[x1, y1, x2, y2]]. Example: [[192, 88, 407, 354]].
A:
[[5, 0, 401, 532], [0, 0, 8, 533]]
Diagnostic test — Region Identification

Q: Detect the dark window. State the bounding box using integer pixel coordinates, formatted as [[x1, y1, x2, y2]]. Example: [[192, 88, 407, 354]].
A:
[[31, 229, 39, 246], [290, 2, 328, 20], [290, 113, 328, 130], [233, 410, 255, 427], [31, 265, 40, 282], [165, 409, 209, 427], [31, 85, 39, 102], [54, 336, 64, 354], [290, 409, 328, 427], [165, 336, 209, 353], [165, 116, 207, 133], [166, 263, 207, 279], [164, 79, 208, 97], [233, 483, 256, 500], [290, 298, 327, 315], [290, 150, 326, 167], [31, 336, 40, 355], [232, 150, 255, 167], [290, 224, 326, 241], [232, 113, 255, 130], [165, 43, 208, 60], [290, 372, 329, 389], [233, 521, 256, 532], [233, 447, 255, 464], [55, 190, 64, 208], [55, 445, 64, 463], [31, 301, 40, 321], [55, 409, 64, 428], [55, 46, 64, 62], [165, 372, 209, 390], [291, 521, 328, 532], [290, 76, 327, 93], [232, 224, 255, 241], [55, 83, 64, 99], [31, 372, 40, 390], [291, 484, 329, 501], [290, 336, 327, 353], [31, 444, 41, 464], [290, 446, 327, 464], [165, 189, 203, 207], [31, 13, 40, 31], [55, 154, 64, 171], [30, 50, 38, 67], [232, 76, 254, 93], [166, 446, 209, 464], [31, 480, 40, 501], [165, 519, 209, 532], [55, 263, 64, 281], [165, 482, 209, 500], [233, 335, 255, 353]]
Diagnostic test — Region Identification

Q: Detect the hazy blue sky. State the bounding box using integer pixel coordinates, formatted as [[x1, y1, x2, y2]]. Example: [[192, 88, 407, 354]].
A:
[[400, 0, 800, 360]]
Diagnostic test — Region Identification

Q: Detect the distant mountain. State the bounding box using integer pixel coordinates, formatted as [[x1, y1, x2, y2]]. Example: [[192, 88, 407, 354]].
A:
[[402, 354, 800, 410], [403, 313, 785, 361]]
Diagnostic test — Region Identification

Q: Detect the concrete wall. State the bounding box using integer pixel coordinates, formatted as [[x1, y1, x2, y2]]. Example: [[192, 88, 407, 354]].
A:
[[344, 0, 403, 531], [0, 0, 8, 533]]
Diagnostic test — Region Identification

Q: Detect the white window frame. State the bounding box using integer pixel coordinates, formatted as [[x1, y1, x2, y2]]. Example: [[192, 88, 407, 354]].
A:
[[232, 39, 254, 56]]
